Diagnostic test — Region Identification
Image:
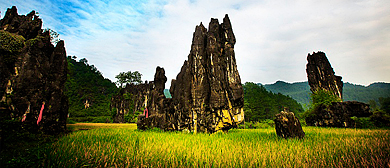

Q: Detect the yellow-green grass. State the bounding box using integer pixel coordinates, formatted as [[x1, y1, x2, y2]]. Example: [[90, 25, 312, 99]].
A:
[[67, 123, 137, 131], [43, 123, 389, 167]]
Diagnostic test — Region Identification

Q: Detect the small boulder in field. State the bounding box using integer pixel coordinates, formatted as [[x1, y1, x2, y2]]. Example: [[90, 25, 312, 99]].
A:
[[274, 111, 305, 139]]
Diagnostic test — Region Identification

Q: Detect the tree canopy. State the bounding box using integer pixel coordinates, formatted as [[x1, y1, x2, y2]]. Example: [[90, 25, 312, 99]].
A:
[[379, 97, 390, 114], [115, 71, 142, 88]]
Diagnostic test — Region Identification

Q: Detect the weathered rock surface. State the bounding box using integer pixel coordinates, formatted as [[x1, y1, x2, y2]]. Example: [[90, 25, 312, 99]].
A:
[[306, 101, 371, 127], [305, 51, 372, 128], [306, 51, 343, 99], [113, 15, 244, 133], [111, 67, 170, 127], [169, 14, 244, 133], [0, 6, 68, 134], [274, 110, 305, 139]]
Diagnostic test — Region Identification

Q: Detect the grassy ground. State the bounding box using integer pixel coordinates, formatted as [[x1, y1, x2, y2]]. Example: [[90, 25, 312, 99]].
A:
[[36, 123, 390, 167]]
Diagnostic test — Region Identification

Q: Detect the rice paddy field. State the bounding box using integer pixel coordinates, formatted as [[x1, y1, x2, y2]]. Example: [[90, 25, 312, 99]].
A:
[[41, 123, 389, 167]]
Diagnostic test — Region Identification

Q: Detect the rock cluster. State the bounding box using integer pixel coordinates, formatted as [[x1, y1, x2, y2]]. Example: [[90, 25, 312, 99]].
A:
[[112, 15, 244, 133], [305, 51, 371, 127], [306, 51, 343, 99], [0, 6, 68, 134], [111, 67, 168, 125], [111, 67, 183, 131], [274, 109, 305, 139], [306, 101, 371, 127]]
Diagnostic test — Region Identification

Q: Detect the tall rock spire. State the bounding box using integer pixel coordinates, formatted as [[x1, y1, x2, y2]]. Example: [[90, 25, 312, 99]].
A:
[[305, 51, 371, 128], [306, 51, 343, 99], [170, 14, 244, 133]]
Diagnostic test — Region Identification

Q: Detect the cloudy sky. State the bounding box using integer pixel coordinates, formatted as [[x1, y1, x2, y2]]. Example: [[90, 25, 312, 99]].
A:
[[1, 0, 389, 87]]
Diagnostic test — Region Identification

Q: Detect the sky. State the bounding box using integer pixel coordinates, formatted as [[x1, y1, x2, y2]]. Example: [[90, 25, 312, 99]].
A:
[[1, 0, 390, 87]]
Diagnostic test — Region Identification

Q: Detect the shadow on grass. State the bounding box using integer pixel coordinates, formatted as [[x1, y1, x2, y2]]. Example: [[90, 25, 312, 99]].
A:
[[0, 121, 70, 168]]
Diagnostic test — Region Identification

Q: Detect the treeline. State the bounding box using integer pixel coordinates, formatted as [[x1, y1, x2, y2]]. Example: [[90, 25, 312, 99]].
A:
[[243, 82, 304, 122], [343, 82, 390, 104], [65, 56, 118, 122]]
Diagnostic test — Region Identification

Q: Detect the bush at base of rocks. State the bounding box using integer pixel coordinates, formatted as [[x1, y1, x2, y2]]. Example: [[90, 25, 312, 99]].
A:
[[369, 110, 390, 128]]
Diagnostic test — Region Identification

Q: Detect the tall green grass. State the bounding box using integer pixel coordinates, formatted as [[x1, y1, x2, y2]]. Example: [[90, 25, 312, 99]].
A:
[[42, 123, 389, 167]]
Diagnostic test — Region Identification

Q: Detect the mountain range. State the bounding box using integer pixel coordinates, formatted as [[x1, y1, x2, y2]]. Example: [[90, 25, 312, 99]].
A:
[[261, 81, 390, 109]]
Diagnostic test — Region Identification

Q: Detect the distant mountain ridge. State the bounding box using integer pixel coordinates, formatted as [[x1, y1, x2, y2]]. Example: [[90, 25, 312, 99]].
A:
[[260, 81, 390, 108]]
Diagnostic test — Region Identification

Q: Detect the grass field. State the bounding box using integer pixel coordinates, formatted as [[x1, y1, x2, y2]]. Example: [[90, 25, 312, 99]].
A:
[[40, 123, 389, 167]]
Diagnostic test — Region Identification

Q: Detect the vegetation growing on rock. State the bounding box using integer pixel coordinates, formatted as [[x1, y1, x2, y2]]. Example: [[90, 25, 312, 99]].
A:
[[305, 51, 373, 128], [303, 89, 342, 118], [0, 30, 25, 54]]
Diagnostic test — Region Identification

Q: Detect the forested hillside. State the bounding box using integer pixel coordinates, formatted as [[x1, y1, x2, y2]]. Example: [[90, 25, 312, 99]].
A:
[[262, 81, 390, 109], [343, 82, 390, 103], [65, 56, 118, 122], [243, 82, 304, 121], [262, 81, 311, 108]]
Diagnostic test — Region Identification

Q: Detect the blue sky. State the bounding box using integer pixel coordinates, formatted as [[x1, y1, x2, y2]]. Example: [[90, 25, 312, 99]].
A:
[[1, 0, 390, 86]]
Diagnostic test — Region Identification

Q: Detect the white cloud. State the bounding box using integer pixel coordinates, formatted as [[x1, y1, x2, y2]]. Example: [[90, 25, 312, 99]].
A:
[[1, 0, 390, 87]]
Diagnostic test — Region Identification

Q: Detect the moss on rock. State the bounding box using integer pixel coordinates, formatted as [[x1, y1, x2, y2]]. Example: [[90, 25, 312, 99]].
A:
[[0, 30, 25, 53]]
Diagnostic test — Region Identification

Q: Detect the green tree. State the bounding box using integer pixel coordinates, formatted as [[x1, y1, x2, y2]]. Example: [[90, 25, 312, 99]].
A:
[[368, 100, 378, 111], [115, 71, 142, 88], [379, 97, 390, 114], [303, 89, 342, 119], [311, 89, 342, 106]]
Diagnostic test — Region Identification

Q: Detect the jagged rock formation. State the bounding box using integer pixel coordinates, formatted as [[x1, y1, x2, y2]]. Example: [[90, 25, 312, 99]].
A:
[[168, 14, 244, 133], [306, 101, 371, 127], [113, 15, 244, 133], [306, 51, 343, 99], [111, 81, 152, 123], [0, 6, 68, 134], [111, 67, 169, 125], [136, 67, 178, 130], [305, 51, 371, 128], [111, 67, 179, 130], [274, 109, 305, 139]]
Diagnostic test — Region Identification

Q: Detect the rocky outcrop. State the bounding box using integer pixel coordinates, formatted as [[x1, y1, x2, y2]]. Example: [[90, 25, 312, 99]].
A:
[[0, 6, 42, 40], [111, 67, 179, 130], [274, 109, 305, 139], [168, 14, 244, 133], [115, 15, 244, 133], [306, 51, 343, 99], [111, 67, 169, 126], [111, 81, 153, 123], [306, 101, 371, 127], [305, 51, 372, 128], [0, 6, 68, 134]]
